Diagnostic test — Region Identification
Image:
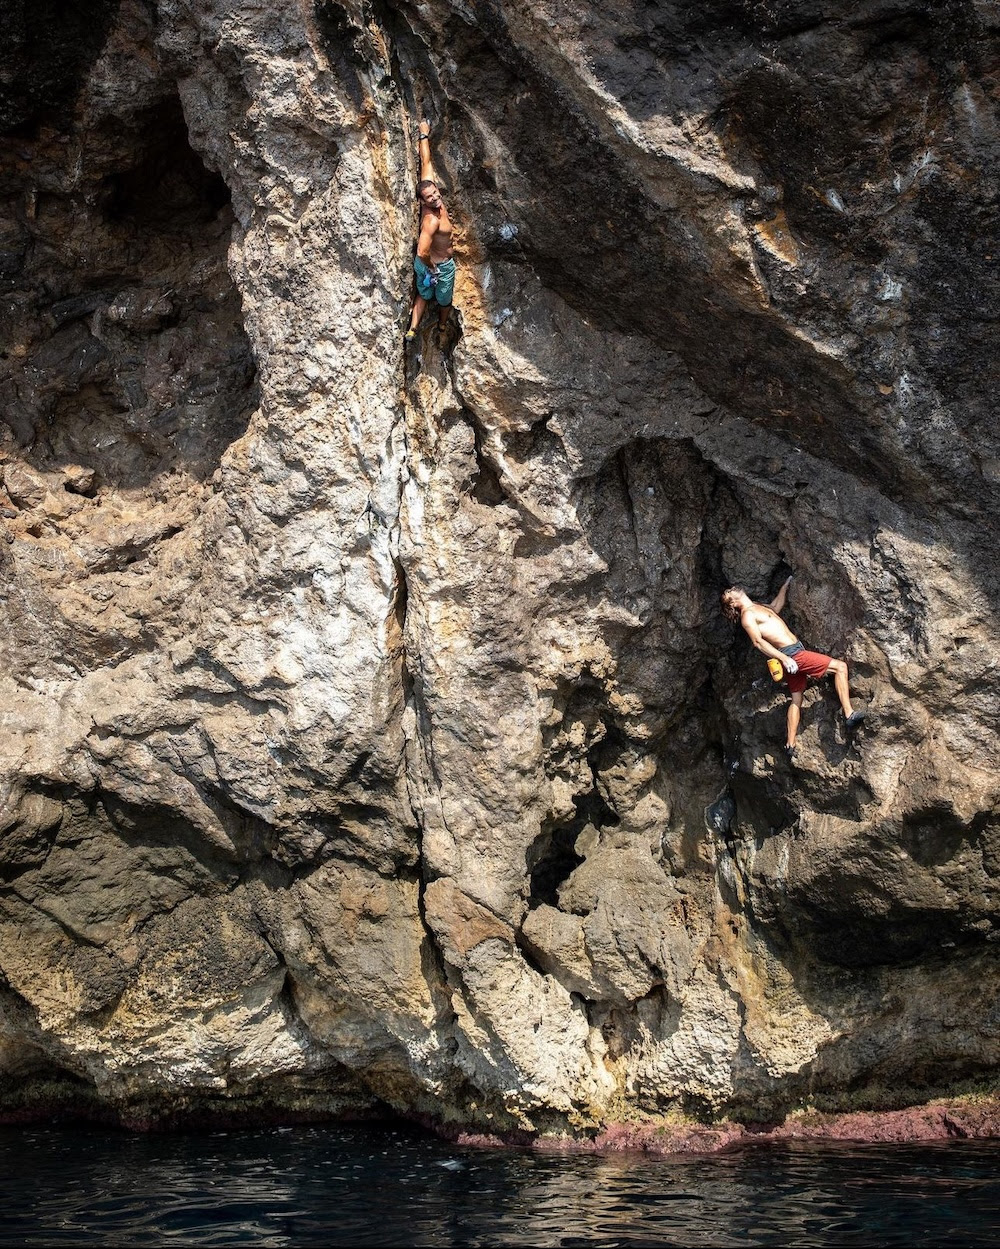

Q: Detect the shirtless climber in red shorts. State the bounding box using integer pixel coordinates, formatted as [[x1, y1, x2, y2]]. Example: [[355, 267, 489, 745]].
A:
[[721, 578, 865, 760]]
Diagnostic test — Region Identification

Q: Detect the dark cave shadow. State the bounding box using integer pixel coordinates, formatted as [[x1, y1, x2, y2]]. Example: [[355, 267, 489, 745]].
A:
[[0, 0, 124, 136], [2, 93, 257, 494]]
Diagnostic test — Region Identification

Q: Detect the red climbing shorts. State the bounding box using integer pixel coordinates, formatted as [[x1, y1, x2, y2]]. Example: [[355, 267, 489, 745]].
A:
[[783, 646, 833, 694]]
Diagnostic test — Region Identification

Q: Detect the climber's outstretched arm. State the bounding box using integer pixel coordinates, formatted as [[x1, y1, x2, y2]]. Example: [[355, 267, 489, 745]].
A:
[[770, 575, 793, 614], [417, 117, 436, 184]]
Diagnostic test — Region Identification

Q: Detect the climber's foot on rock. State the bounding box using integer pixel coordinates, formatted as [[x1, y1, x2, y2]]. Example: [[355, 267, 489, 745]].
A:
[[845, 710, 866, 733], [783, 744, 797, 764], [404, 328, 417, 344]]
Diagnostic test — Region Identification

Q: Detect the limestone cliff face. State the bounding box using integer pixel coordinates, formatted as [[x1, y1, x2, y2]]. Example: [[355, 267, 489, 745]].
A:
[[0, 0, 998, 1133]]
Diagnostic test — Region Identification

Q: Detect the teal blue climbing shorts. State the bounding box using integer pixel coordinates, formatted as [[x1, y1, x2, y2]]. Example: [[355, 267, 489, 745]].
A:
[[414, 256, 455, 306]]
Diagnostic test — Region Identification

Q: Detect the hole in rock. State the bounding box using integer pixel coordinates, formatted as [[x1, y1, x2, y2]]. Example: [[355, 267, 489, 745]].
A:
[[528, 740, 621, 908], [471, 452, 504, 506], [468, 415, 505, 506], [527, 825, 584, 909]]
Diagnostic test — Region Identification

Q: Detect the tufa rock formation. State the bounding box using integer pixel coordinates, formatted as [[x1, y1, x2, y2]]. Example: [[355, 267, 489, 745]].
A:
[[0, 0, 998, 1137]]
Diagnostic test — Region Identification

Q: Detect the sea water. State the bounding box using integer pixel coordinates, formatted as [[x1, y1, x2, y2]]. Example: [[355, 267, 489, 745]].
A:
[[1, 1122, 999, 1247]]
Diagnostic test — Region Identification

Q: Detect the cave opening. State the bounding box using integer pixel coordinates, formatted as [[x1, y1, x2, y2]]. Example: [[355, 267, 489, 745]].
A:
[[527, 750, 621, 909], [100, 96, 232, 232], [527, 826, 584, 909]]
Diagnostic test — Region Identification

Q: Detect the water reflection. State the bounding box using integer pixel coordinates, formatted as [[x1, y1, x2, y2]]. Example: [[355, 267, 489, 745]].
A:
[[1, 1123, 999, 1246]]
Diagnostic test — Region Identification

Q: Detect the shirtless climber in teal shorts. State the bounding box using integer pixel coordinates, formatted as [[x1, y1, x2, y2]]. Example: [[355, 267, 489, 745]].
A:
[[405, 117, 456, 347]]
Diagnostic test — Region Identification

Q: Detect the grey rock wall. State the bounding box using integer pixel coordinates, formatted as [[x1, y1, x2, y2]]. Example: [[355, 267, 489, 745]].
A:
[[0, 0, 997, 1134]]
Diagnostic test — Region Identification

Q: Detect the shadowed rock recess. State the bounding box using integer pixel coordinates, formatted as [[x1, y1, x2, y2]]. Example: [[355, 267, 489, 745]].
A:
[[0, 0, 997, 1139]]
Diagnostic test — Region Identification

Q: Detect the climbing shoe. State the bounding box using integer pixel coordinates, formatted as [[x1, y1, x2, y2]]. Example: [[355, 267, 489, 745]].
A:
[[783, 745, 797, 763], [845, 710, 866, 732], [404, 328, 417, 344]]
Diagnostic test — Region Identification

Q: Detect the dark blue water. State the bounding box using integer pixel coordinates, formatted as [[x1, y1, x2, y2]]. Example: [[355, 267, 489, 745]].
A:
[[1, 1123, 999, 1246]]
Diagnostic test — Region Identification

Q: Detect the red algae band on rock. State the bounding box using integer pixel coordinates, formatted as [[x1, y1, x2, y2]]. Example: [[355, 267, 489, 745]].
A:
[[453, 1097, 1000, 1156]]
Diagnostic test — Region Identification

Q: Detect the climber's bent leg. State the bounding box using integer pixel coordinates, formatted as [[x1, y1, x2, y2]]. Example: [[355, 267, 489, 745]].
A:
[[433, 259, 456, 338], [827, 658, 854, 719], [408, 292, 428, 334], [786, 691, 803, 751], [409, 256, 440, 335], [829, 658, 865, 729]]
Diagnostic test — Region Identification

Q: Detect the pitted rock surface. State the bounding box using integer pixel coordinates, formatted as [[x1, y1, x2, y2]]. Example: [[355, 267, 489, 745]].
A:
[[0, 0, 997, 1134]]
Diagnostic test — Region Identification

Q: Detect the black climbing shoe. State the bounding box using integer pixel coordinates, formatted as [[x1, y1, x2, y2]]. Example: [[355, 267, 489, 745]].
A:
[[783, 745, 797, 763], [845, 710, 866, 733]]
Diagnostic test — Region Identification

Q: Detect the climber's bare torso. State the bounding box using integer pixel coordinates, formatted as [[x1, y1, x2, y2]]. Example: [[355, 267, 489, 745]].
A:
[[741, 603, 798, 650], [419, 199, 454, 263]]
